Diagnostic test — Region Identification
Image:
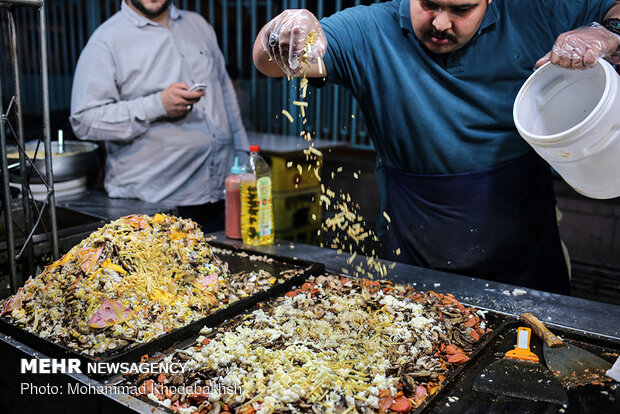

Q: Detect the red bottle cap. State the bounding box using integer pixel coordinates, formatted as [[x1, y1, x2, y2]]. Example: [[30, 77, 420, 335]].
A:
[[249, 145, 260, 153]]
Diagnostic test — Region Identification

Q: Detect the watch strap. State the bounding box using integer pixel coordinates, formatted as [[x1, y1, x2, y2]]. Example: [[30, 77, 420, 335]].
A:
[[602, 18, 620, 36]]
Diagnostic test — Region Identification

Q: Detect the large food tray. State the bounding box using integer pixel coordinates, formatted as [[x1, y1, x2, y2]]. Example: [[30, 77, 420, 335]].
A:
[[121, 274, 504, 413], [122, 275, 620, 414], [0, 241, 324, 375]]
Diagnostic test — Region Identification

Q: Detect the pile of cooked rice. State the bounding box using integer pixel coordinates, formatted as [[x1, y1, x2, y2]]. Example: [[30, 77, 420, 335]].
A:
[[0, 214, 232, 355]]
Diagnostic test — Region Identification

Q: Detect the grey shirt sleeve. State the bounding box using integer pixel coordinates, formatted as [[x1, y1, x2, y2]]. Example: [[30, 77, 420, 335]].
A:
[[208, 25, 249, 153], [69, 39, 168, 142], [220, 69, 249, 153]]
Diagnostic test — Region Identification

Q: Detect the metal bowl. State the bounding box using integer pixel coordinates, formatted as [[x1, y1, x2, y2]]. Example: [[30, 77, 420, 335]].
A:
[[7, 141, 99, 183]]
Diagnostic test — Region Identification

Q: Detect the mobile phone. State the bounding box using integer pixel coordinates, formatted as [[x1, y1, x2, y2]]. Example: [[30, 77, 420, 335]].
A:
[[190, 83, 207, 92]]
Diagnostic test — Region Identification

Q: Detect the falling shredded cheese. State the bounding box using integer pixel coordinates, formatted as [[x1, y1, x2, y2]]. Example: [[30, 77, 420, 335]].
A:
[[278, 43, 404, 282], [309, 146, 322, 157], [347, 251, 357, 264], [313, 167, 322, 182], [282, 109, 294, 123], [383, 212, 391, 223]]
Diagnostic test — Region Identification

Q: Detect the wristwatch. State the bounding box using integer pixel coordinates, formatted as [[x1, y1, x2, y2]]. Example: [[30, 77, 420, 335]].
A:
[[602, 18, 620, 36]]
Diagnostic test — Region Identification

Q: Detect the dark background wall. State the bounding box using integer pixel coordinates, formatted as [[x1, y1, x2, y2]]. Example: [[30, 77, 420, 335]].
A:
[[322, 148, 620, 306]]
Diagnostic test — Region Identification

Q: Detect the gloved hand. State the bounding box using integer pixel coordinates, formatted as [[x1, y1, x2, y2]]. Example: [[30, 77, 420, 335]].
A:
[[260, 9, 327, 76], [537, 24, 620, 69]]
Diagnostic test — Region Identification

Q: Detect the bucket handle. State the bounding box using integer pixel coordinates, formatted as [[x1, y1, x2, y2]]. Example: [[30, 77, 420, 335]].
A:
[[535, 76, 568, 112], [584, 123, 620, 157]]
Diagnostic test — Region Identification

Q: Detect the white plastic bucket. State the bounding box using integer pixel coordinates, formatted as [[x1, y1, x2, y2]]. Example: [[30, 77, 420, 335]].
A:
[[513, 60, 620, 199]]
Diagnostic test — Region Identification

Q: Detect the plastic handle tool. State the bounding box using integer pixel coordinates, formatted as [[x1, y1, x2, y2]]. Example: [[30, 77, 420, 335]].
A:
[[504, 327, 540, 363]]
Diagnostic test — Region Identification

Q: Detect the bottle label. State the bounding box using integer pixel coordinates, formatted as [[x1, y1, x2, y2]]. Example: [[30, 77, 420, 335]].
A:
[[256, 176, 273, 237]]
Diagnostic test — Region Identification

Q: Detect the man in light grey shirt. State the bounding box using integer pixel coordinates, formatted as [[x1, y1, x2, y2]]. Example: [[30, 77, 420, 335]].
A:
[[70, 0, 248, 231]]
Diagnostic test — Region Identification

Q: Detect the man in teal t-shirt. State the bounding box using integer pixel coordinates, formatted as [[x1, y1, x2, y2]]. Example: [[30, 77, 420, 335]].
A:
[[253, 0, 620, 294]]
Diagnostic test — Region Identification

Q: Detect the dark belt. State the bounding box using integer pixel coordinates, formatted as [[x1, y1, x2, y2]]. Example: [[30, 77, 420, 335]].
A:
[[383, 151, 569, 294]]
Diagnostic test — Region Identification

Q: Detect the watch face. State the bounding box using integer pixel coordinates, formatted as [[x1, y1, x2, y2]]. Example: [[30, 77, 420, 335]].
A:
[[604, 18, 620, 33]]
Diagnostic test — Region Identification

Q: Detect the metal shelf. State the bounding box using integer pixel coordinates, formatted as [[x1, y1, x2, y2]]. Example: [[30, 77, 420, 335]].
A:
[[0, 0, 58, 294], [0, 0, 43, 6]]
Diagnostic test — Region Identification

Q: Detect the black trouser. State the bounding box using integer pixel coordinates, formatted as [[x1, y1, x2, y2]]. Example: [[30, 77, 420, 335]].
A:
[[176, 200, 225, 234], [383, 151, 570, 295]]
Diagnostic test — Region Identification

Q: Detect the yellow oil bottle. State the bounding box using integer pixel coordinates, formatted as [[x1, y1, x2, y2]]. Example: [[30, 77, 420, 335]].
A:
[[240, 145, 274, 246]]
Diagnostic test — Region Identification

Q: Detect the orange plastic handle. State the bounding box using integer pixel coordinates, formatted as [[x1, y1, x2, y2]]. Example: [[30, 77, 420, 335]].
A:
[[504, 327, 539, 363]]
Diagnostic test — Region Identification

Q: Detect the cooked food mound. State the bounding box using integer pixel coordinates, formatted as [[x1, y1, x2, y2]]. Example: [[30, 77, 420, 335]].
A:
[[134, 275, 489, 413], [0, 214, 230, 355]]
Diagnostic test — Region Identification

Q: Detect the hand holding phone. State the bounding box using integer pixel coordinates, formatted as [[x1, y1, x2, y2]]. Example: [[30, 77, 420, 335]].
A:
[[189, 83, 207, 92]]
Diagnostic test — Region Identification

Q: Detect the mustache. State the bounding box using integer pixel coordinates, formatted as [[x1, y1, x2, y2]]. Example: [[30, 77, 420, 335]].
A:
[[425, 28, 456, 42]]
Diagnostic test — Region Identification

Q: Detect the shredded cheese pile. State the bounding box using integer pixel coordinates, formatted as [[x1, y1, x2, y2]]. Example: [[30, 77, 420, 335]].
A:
[[138, 275, 488, 414], [182, 280, 434, 413], [0, 214, 229, 354]]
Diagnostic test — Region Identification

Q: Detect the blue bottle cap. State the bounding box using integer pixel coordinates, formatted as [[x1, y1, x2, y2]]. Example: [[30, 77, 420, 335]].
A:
[[231, 156, 245, 174]]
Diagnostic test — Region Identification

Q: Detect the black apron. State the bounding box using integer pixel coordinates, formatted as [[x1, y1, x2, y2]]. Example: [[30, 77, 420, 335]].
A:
[[383, 151, 569, 295]]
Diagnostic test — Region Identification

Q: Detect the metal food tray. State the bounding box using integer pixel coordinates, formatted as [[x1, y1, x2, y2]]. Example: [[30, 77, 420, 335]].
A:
[[123, 278, 508, 413], [0, 241, 324, 377], [419, 319, 620, 413], [125, 288, 620, 414]]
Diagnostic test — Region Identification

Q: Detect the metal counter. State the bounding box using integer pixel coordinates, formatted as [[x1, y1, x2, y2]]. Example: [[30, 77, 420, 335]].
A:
[[55, 189, 177, 222], [1, 223, 619, 414], [209, 232, 620, 341]]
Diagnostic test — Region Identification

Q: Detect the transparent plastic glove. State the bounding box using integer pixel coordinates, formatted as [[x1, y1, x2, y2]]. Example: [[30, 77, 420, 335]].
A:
[[607, 356, 620, 382], [261, 9, 327, 76], [537, 24, 620, 69]]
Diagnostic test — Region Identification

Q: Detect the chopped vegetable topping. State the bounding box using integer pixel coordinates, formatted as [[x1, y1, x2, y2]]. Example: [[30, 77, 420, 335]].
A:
[[130, 275, 489, 413]]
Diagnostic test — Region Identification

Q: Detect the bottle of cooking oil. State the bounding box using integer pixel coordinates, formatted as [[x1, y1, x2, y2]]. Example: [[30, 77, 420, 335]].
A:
[[240, 145, 274, 246]]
